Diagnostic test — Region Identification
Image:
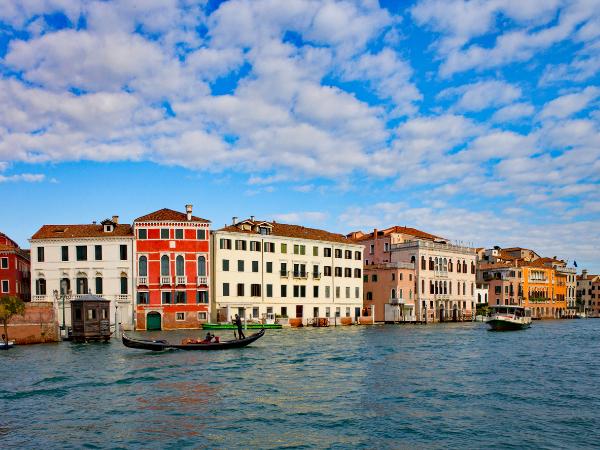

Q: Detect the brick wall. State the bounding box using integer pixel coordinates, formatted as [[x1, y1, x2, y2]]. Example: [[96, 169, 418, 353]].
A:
[[6, 302, 59, 344]]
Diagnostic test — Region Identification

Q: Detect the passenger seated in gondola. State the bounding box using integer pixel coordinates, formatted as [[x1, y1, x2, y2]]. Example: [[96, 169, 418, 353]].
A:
[[201, 332, 214, 344]]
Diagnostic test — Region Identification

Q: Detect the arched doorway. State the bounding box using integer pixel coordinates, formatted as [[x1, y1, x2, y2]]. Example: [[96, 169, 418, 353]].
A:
[[439, 304, 445, 322], [146, 312, 162, 331], [452, 304, 458, 322]]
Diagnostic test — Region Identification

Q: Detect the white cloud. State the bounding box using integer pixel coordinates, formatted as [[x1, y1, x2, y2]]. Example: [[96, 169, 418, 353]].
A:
[[438, 80, 522, 112], [271, 211, 329, 224], [491, 102, 535, 122], [538, 86, 599, 120], [0, 173, 45, 183]]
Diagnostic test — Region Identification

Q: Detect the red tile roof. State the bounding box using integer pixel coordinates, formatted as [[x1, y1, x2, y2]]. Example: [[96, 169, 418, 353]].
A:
[[134, 208, 210, 223], [351, 225, 444, 242], [218, 219, 355, 244], [31, 224, 133, 240]]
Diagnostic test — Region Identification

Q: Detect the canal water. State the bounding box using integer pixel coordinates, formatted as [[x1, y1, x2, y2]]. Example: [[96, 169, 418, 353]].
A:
[[2, 320, 600, 449]]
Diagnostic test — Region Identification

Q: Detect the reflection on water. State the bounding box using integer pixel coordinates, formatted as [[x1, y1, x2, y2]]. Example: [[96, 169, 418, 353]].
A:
[[2, 321, 600, 448]]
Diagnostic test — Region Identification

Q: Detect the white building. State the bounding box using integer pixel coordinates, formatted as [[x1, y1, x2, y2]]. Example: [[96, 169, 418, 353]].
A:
[[29, 217, 135, 332], [475, 282, 489, 306], [391, 240, 477, 322], [211, 218, 364, 325]]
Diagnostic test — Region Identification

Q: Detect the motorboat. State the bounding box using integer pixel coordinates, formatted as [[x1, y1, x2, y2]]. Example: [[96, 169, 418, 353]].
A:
[[487, 306, 532, 331]]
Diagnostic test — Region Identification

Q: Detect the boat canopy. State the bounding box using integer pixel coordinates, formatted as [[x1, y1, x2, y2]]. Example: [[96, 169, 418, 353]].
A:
[[490, 305, 532, 317]]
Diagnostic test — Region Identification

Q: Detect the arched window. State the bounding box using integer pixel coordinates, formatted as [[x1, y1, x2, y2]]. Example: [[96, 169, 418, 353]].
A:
[[161, 255, 170, 276], [76, 273, 88, 295], [444, 281, 447, 294], [435, 257, 439, 271], [463, 282, 466, 296], [411, 255, 416, 263], [443, 258, 447, 272], [176, 255, 185, 276], [139, 256, 148, 277], [197, 255, 206, 276], [120, 272, 128, 295]]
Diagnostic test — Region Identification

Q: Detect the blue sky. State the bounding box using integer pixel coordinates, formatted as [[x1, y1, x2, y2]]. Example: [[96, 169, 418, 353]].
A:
[[0, 0, 598, 271]]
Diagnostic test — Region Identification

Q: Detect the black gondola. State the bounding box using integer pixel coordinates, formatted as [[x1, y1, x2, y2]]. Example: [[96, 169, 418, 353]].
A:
[[122, 328, 265, 351]]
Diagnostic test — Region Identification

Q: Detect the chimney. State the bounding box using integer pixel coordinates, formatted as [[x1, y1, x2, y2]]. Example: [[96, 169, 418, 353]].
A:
[[92, 221, 97, 225], [112, 215, 119, 224], [250, 215, 255, 222], [185, 204, 193, 221], [373, 228, 378, 240], [232, 216, 238, 225], [582, 269, 588, 278]]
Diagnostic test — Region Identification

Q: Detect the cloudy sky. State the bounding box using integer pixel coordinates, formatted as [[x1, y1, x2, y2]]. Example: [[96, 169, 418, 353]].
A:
[[0, 0, 598, 271]]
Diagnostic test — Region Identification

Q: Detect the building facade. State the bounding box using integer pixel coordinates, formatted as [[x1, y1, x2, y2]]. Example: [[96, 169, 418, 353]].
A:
[[363, 262, 416, 322], [212, 218, 363, 325], [577, 270, 600, 317], [133, 206, 211, 331], [0, 232, 30, 301], [29, 217, 135, 332], [392, 240, 477, 322]]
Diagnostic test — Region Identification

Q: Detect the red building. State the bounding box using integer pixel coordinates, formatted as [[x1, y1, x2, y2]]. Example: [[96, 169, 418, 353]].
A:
[[0, 232, 31, 301], [133, 206, 210, 330]]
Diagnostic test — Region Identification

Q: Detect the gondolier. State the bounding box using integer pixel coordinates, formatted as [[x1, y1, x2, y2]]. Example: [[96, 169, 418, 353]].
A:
[[234, 314, 245, 339]]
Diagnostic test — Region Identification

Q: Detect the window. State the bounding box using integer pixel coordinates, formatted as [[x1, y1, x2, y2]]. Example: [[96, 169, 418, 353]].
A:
[[196, 256, 206, 277], [74, 308, 82, 320], [1, 280, 8, 293], [162, 292, 172, 304], [384, 243, 389, 252], [196, 291, 208, 303], [95, 245, 102, 260], [266, 262, 273, 273], [196, 229, 206, 240], [238, 260, 244, 272], [61, 246, 69, 261], [345, 287, 350, 298], [36, 279, 46, 295], [345, 250, 352, 259], [313, 246, 318, 256], [264, 242, 275, 252], [76, 246, 87, 261], [335, 287, 340, 298], [251, 284, 261, 296], [281, 306, 288, 317], [250, 241, 261, 251], [235, 240, 247, 250], [220, 238, 232, 249], [198, 312, 207, 321], [175, 291, 186, 303], [293, 285, 306, 298], [76, 277, 88, 295], [325, 307, 331, 318], [138, 256, 148, 277], [174, 229, 183, 239], [259, 226, 270, 235], [223, 283, 230, 296], [355, 251, 361, 260], [237, 283, 245, 296], [0, 257, 7, 269], [222, 259, 229, 271], [137, 292, 149, 304], [324, 266, 332, 276], [138, 229, 147, 239], [293, 263, 306, 277], [364, 275, 368, 282], [335, 267, 342, 277], [335, 249, 342, 258], [325, 286, 331, 298], [293, 244, 306, 255], [161, 255, 170, 276], [312, 265, 319, 277], [336, 307, 340, 317], [280, 262, 287, 276], [344, 268, 351, 278], [37, 247, 44, 262], [281, 243, 287, 253], [313, 286, 319, 297], [281, 285, 287, 297], [87, 309, 97, 320], [95, 277, 103, 295], [120, 245, 127, 261], [369, 244, 374, 255], [324, 248, 332, 257], [176, 255, 185, 276], [495, 286, 501, 295], [267, 284, 273, 297], [346, 307, 351, 317], [372, 274, 378, 282], [355, 287, 360, 298], [176, 312, 185, 321], [252, 261, 259, 272], [161, 228, 170, 239], [120, 275, 128, 295]]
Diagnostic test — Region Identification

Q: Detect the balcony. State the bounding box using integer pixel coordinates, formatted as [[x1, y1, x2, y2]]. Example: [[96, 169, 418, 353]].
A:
[[32, 295, 49, 302], [115, 294, 130, 302], [280, 270, 289, 277], [137, 276, 148, 286], [390, 297, 404, 305], [293, 271, 308, 279], [434, 294, 450, 301], [176, 276, 187, 286], [197, 276, 208, 285], [160, 276, 172, 285], [312, 272, 321, 279], [434, 270, 448, 278]]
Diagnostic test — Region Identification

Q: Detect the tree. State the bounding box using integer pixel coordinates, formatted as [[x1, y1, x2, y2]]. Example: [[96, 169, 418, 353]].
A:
[[0, 295, 26, 344]]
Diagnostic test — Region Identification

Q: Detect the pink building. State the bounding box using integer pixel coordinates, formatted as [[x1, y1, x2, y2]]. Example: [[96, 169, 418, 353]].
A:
[[363, 262, 416, 322]]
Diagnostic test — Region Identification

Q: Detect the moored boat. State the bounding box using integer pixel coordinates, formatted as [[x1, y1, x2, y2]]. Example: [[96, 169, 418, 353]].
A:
[[202, 323, 282, 330], [0, 340, 15, 350], [487, 306, 532, 331], [122, 328, 265, 351]]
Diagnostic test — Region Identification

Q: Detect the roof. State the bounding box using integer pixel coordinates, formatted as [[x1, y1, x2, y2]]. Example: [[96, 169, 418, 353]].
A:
[[218, 219, 356, 244], [0, 244, 16, 252], [351, 225, 444, 242], [134, 208, 210, 223], [31, 224, 133, 240]]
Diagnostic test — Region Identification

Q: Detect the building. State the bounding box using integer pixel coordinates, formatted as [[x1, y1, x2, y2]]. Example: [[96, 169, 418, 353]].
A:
[[391, 240, 477, 322], [539, 258, 577, 317], [212, 217, 363, 325], [133, 206, 211, 330], [475, 282, 489, 308], [29, 217, 135, 332], [363, 262, 416, 322], [0, 232, 30, 301], [577, 270, 600, 317]]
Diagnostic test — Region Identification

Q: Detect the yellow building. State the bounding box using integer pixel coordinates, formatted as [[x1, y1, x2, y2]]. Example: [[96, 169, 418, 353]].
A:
[[522, 262, 567, 319]]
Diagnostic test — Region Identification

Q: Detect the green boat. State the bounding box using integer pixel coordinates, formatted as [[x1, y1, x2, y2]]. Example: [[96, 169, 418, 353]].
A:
[[202, 323, 282, 330]]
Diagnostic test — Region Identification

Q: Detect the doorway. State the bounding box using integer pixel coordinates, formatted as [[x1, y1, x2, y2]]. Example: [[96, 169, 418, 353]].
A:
[[296, 305, 303, 318], [146, 312, 162, 330]]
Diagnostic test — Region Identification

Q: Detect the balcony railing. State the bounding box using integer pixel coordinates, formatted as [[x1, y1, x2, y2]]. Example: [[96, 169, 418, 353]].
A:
[[280, 270, 289, 277], [528, 278, 548, 283], [390, 297, 403, 305], [137, 276, 148, 286], [160, 276, 172, 285], [197, 276, 208, 285], [293, 271, 308, 279], [434, 294, 450, 300], [176, 276, 187, 285], [434, 270, 448, 278], [32, 295, 49, 302], [312, 272, 321, 279]]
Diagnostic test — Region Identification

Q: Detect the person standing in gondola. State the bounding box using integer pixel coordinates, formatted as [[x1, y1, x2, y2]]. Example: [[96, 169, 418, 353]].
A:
[[234, 314, 245, 339]]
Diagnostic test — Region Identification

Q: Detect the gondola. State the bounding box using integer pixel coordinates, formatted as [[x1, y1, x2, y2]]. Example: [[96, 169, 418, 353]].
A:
[[0, 340, 15, 350], [122, 328, 265, 351]]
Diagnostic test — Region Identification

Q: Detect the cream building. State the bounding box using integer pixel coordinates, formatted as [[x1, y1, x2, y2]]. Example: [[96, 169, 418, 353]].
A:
[[391, 240, 477, 322], [211, 218, 363, 324], [29, 217, 135, 333]]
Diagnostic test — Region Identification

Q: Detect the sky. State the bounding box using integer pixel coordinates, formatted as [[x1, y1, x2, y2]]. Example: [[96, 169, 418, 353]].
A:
[[0, 0, 598, 272]]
